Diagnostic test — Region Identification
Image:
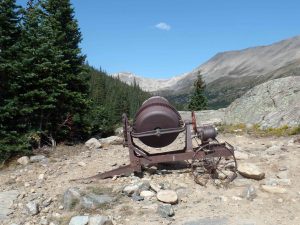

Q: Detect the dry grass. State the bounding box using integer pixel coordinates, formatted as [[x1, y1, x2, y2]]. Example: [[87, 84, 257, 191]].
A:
[[218, 123, 300, 137]]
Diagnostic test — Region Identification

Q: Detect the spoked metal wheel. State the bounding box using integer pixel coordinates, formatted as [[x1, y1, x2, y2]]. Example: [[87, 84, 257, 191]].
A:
[[191, 142, 238, 187]]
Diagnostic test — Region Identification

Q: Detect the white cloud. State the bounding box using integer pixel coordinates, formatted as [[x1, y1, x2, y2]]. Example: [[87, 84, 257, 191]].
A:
[[155, 22, 171, 31]]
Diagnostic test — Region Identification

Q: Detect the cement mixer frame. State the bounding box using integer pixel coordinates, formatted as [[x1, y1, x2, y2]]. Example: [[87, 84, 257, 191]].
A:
[[91, 98, 237, 185]]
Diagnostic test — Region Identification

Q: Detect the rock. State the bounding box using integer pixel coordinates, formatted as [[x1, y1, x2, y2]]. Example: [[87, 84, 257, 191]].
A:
[[30, 155, 47, 163], [69, 216, 89, 225], [157, 190, 178, 204], [40, 217, 49, 225], [42, 198, 52, 207], [266, 145, 282, 155], [145, 166, 157, 175], [0, 190, 19, 220], [85, 138, 102, 149], [49, 222, 59, 225], [63, 187, 81, 210], [17, 156, 30, 165], [80, 193, 113, 210], [261, 185, 287, 194], [157, 204, 174, 218], [123, 184, 139, 196], [25, 201, 39, 215], [278, 166, 288, 171], [264, 178, 291, 186], [140, 190, 155, 198], [38, 174, 45, 180], [150, 181, 162, 192], [78, 161, 86, 167], [100, 136, 123, 145], [240, 185, 257, 200], [276, 171, 289, 179], [224, 77, 300, 128], [232, 195, 243, 201], [238, 163, 265, 180], [182, 217, 228, 225], [234, 151, 249, 160], [131, 193, 144, 201], [114, 127, 123, 137], [123, 181, 150, 196], [89, 215, 113, 225], [137, 180, 150, 191]]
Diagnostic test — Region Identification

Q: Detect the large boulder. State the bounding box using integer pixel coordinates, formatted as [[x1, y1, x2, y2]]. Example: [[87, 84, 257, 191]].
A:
[[224, 76, 300, 128], [85, 138, 102, 149], [100, 136, 123, 145]]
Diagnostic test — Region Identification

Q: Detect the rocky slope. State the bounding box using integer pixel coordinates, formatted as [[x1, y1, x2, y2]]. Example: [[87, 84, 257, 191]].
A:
[[180, 76, 300, 128], [224, 76, 300, 128], [114, 36, 300, 108]]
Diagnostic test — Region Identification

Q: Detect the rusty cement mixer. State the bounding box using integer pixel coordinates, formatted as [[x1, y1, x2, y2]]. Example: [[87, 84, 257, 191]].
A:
[[93, 96, 237, 185]]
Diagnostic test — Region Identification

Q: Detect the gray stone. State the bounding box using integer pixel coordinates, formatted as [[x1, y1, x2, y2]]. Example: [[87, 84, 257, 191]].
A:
[[123, 184, 139, 196], [137, 180, 150, 191], [89, 215, 113, 225], [40, 217, 49, 225], [85, 138, 102, 149], [30, 155, 47, 163], [69, 216, 89, 225], [157, 204, 174, 218], [25, 201, 39, 215], [123, 181, 150, 196], [80, 193, 113, 209], [276, 171, 289, 179], [183, 217, 228, 225], [140, 190, 155, 198], [0, 190, 19, 220], [100, 136, 123, 145], [42, 198, 52, 207], [150, 181, 162, 192], [131, 193, 144, 201], [266, 146, 281, 155], [240, 185, 257, 201], [114, 127, 123, 137], [17, 156, 30, 165], [264, 178, 291, 186], [261, 185, 287, 194], [63, 187, 81, 210]]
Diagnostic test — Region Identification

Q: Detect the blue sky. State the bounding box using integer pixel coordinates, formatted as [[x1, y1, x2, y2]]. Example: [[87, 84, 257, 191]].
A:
[[18, 0, 300, 78]]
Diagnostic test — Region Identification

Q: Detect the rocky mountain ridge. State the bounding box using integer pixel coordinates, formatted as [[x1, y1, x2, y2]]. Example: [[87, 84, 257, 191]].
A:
[[114, 35, 300, 108]]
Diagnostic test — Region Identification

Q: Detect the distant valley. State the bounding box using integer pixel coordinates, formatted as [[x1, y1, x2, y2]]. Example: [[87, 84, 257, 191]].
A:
[[113, 35, 300, 109]]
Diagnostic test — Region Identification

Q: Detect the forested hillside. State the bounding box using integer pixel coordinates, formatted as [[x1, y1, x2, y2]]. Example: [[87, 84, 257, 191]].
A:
[[0, 0, 150, 163], [87, 67, 150, 137]]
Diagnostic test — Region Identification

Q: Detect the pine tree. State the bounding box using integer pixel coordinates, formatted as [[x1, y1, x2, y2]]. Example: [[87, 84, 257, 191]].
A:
[[42, 0, 90, 140], [0, 0, 27, 161], [188, 71, 208, 111], [15, 0, 69, 144], [0, 0, 20, 100]]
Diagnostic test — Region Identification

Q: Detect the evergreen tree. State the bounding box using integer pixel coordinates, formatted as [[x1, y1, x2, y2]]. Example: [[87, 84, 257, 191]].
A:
[[43, 0, 90, 134], [16, 0, 70, 143], [188, 71, 208, 111], [0, 0, 27, 161], [0, 0, 20, 100]]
